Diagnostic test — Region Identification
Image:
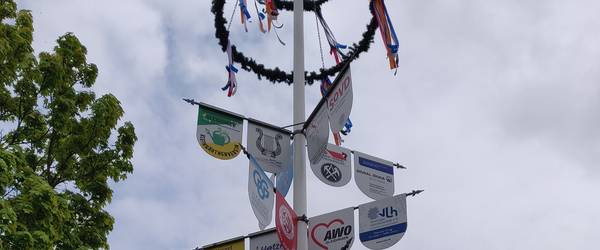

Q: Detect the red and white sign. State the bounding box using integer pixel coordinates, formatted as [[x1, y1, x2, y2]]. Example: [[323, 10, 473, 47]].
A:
[[275, 191, 298, 250], [327, 65, 353, 134], [309, 207, 355, 250]]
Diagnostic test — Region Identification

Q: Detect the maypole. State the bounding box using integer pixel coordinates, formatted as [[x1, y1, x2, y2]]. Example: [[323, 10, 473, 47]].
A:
[[292, 1, 308, 250], [195, 1, 422, 249]]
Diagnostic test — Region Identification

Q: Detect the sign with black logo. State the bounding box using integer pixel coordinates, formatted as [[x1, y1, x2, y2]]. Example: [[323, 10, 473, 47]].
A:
[[310, 144, 352, 187], [309, 207, 354, 250], [247, 119, 291, 174]]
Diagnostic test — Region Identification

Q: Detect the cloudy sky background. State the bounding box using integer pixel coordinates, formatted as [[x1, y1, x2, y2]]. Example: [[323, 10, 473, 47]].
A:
[[16, 0, 600, 249]]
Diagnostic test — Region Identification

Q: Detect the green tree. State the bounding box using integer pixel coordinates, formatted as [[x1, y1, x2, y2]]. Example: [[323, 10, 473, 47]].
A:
[[0, 1, 137, 249]]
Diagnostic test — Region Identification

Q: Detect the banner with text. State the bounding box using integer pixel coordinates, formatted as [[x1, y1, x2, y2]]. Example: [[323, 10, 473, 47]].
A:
[[327, 65, 353, 135], [354, 151, 395, 200], [247, 121, 291, 173], [358, 194, 407, 250], [308, 207, 355, 250], [310, 143, 352, 187], [196, 105, 243, 160], [248, 155, 275, 230], [249, 228, 283, 250]]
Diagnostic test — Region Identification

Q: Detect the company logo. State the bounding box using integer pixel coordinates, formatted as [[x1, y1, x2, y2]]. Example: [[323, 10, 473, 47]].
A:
[[367, 206, 398, 220], [321, 163, 342, 183], [253, 170, 270, 200], [311, 219, 353, 249], [368, 207, 379, 220], [278, 206, 295, 240], [379, 206, 398, 218], [385, 176, 393, 183], [255, 127, 282, 158]]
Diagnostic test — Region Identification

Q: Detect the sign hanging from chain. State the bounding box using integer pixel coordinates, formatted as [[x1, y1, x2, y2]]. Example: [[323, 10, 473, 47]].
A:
[[310, 143, 352, 187], [248, 154, 275, 230], [249, 228, 283, 250], [308, 207, 355, 250], [247, 119, 292, 173], [196, 103, 243, 160], [354, 151, 395, 200], [326, 64, 353, 139], [276, 143, 294, 197], [275, 191, 298, 250], [358, 194, 408, 250], [305, 103, 330, 165]]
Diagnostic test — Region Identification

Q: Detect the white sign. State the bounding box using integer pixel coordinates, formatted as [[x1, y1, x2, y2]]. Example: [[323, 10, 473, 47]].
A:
[[354, 151, 395, 200], [327, 65, 353, 134], [310, 144, 352, 187], [249, 229, 283, 250], [247, 121, 291, 173], [305, 104, 329, 165], [248, 155, 275, 230], [358, 194, 407, 250], [309, 207, 355, 250]]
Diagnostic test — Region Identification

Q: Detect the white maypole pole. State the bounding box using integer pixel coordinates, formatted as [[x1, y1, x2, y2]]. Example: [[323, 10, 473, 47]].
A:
[[292, 0, 308, 249]]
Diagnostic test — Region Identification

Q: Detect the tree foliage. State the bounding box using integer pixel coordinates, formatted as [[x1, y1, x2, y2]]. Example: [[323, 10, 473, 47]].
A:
[[0, 1, 137, 249]]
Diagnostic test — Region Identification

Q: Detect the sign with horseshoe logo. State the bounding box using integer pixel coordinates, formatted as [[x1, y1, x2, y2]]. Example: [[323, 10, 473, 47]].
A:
[[247, 119, 291, 174]]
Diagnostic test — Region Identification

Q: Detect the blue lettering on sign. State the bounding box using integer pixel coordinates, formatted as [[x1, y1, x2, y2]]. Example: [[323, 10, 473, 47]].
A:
[[253, 170, 270, 200], [359, 157, 394, 175], [378, 207, 398, 218], [359, 223, 407, 242]]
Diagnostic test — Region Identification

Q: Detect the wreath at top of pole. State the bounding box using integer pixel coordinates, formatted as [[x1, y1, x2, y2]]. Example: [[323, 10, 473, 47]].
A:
[[212, 0, 378, 85]]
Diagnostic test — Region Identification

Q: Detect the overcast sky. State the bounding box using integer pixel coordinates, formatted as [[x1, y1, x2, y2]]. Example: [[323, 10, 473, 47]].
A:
[[16, 0, 600, 249]]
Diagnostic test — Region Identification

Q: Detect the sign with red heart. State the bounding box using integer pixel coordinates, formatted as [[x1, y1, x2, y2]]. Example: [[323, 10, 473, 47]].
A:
[[275, 191, 298, 250], [308, 207, 355, 249]]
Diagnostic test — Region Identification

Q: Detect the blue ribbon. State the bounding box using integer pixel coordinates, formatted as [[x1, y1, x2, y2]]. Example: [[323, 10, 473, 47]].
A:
[[383, 1, 399, 55], [225, 64, 238, 73], [336, 43, 348, 50], [239, 0, 251, 19], [221, 82, 231, 91], [341, 119, 353, 135]]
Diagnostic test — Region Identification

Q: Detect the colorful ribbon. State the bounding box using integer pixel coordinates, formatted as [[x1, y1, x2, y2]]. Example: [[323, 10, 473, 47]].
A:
[[265, 0, 278, 32], [239, 0, 251, 32], [370, 0, 399, 70], [254, 0, 266, 33], [222, 41, 238, 97], [315, 8, 347, 65]]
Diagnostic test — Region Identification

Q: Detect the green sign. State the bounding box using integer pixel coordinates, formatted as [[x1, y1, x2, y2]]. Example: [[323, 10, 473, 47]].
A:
[[196, 104, 243, 160]]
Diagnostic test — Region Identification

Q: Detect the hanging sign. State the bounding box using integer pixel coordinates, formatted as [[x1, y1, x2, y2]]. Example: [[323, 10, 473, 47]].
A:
[[196, 104, 243, 160], [276, 143, 294, 197], [202, 236, 245, 250], [327, 64, 353, 135], [248, 155, 275, 230], [247, 119, 291, 173], [275, 191, 298, 250], [308, 207, 355, 250], [305, 103, 330, 165], [310, 143, 352, 187], [354, 151, 395, 200], [358, 194, 407, 250], [249, 228, 283, 250]]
